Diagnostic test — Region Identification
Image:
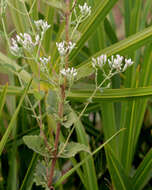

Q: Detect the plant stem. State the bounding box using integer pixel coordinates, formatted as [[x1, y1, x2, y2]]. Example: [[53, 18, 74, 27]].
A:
[[47, 0, 70, 188], [58, 73, 114, 156]]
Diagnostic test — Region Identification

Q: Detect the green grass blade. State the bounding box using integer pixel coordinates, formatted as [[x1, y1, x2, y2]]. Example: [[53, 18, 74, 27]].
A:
[[0, 78, 32, 156], [0, 83, 8, 117], [132, 149, 152, 190], [104, 18, 118, 44], [101, 102, 118, 156], [0, 52, 31, 83], [72, 108, 99, 190], [68, 86, 152, 102], [19, 153, 39, 190], [120, 43, 152, 173], [106, 145, 134, 190], [75, 25, 152, 80]]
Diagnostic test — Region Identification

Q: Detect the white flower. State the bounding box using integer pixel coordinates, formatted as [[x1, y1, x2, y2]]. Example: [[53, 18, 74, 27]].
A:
[[39, 56, 51, 65], [92, 54, 107, 68], [92, 54, 134, 74], [123, 58, 134, 71], [60, 67, 77, 79], [68, 41, 76, 52], [16, 33, 39, 51], [79, 3, 91, 17], [108, 54, 123, 71], [39, 56, 51, 73], [10, 38, 21, 56], [56, 41, 75, 56], [34, 19, 51, 34], [56, 41, 67, 56]]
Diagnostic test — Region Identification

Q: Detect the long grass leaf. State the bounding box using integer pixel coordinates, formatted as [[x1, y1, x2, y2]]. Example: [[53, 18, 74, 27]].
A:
[[132, 149, 152, 190], [106, 145, 134, 190], [0, 78, 32, 156], [0, 83, 8, 117], [75, 25, 152, 80]]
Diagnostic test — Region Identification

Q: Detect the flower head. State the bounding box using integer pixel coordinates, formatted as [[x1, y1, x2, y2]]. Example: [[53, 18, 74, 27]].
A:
[[10, 38, 22, 56], [108, 55, 124, 71], [34, 20, 51, 34], [92, 54, 107, 68], [40, 56, 51, 65], [123, 58, 134, 71], [56, 41, 75, 56], [60, 67, 77, 81], [92, 54, 134, 73], [39, 56, 51, 73], [16, 33, 39, 51], [79, 3, 91, 17]]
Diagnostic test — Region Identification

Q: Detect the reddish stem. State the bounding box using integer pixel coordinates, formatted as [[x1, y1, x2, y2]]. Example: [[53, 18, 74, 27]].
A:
[[47, 0, 70, 188]]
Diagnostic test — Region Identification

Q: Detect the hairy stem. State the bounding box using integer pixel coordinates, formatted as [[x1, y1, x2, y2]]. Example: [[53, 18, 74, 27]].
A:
[[47, 0, 70, 188]]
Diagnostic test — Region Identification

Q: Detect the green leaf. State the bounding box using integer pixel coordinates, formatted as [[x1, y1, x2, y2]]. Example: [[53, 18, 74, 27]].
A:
[[33, 91, 45, 101], [62, 105, 77, 128], [34, 160, 61, 189], [133, 149, 152, 190], [68, 86, 152, 102], [19, 153, 39, 190], [0, 78, 32, 156], [47, 90, 58, 114], [75, 25, 152, 80], [44, 0, 65, 11], [0, 83, 8, 117], [106, 146, 134, 190], [55, 129, 125, 188], [0, 52, 36, 87], [34, 161, 49, 190], [59, 142, 90, 158], [23, 135, 51, 157]]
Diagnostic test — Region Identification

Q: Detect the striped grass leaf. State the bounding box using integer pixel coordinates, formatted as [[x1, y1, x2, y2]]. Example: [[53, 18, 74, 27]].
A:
[[19, 153, 39, 190], [120, 44, 152, 173], [0, 78, 32, 156], [0, 83, 8, 117], [132, 149, 152, 190], [43, 0, 66, 11], [72, 108, 99, 190], [105, 145, 134, 190], [101, 102, 118, 157], [75, 25, 152, 81], [68, 86, 152, 102]]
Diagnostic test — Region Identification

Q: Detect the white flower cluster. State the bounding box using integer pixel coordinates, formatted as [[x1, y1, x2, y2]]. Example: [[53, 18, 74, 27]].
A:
[[123, 58, 134, 71], [79, 3, 91, 17], [34, 19, 51, 35], [56, 41, 76, 56], [108, 55, 124, 71], [10, 38, 22, 56], [92, 54, 107, 69], [39, 56, 51, 65], [60, 67, 77, 80], [39, 56, 50, 72], [10, 33, 39, 55], [17, 33, 39, 50], [10, 20, 50, 56], [92, 54, 134, 72]]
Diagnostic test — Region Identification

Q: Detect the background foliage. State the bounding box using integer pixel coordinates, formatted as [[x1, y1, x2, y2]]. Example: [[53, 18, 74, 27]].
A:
[[0, 0, 152, 189]]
